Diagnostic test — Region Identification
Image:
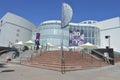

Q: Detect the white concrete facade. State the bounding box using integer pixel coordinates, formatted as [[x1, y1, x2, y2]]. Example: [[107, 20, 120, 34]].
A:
[[95, 17, 120, 52], [0, 12, 36, 47]]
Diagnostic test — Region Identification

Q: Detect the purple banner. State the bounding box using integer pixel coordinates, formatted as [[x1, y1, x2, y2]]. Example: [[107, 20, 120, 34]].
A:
[[69, 29, 84, 46], [36, 33, 40, 41]]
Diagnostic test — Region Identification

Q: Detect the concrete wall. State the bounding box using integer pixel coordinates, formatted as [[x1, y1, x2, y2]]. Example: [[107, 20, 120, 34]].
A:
[[96, 17, 120, 52], [0, 12, 36, 46]]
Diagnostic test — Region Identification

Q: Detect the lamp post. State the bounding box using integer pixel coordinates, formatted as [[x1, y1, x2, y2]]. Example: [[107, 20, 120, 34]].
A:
[[105, 35, 111, 48], [61, 3, 73, 74]]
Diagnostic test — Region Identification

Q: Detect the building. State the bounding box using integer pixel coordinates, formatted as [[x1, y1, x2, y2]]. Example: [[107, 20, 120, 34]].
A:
[[37, 17, 120, 52], [37, 20, 100, 50], [0, 12, 120, 52], [0, 12, 36, 47], [95, 17, 120, 52]]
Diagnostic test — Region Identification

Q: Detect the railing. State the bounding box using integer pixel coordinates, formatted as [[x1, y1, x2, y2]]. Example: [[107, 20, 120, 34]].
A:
[[92, 49, 113, 60], [92, 49, 114, 65]]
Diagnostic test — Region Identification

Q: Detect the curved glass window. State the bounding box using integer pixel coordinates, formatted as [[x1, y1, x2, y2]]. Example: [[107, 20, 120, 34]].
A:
[[38, 21, 100, 49]]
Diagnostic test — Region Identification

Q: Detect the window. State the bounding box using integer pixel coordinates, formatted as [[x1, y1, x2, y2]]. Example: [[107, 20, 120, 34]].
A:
[[84, 22, 87, 24], [17, 29, 20, 32], [88, 21, 92, 24], [16, 33, 19, 37]]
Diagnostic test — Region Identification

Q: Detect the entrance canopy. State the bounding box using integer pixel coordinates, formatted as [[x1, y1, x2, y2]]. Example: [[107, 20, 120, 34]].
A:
[[24, 40, 34, 46], [80, 42, 98, 49], [14, 41, 24, 45], [47, 43, 56, 48]]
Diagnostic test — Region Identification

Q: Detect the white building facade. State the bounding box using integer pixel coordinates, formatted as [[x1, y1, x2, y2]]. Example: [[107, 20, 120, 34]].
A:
[[95, 17, 120, 52], [0, 12, 36, 47]]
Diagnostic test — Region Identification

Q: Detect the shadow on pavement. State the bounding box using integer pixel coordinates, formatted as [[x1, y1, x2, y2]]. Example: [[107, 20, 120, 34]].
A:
[[1, 70, 15, 72]]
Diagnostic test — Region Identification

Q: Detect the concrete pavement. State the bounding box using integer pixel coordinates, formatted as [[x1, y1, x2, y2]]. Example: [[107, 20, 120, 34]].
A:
[[0, 62, 120, 80]]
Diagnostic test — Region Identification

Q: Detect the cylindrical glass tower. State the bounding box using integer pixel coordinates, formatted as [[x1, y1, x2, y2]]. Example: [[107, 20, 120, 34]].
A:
[[37, 20, 100, 50]]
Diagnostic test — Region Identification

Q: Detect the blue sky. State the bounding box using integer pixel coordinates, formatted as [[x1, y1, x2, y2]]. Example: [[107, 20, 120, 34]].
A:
[[0, 0, 120, 26]]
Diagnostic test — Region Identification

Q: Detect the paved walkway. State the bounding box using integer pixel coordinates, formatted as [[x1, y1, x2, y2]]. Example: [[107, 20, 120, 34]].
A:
[[0, 62, 120, 80]]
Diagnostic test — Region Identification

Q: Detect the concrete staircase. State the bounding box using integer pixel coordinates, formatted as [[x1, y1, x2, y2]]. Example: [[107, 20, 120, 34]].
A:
[[21, 50, 109, 71], [114, 56, 120, 62]]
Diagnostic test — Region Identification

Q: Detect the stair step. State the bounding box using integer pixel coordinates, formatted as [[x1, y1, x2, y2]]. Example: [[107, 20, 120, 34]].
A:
[[21, 50, 109, 71]]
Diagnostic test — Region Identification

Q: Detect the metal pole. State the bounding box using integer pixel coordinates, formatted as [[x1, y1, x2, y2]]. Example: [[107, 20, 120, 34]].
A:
[[61, 28, 65, 74], [60, 3, 73, 74], [108, 36, 110, 48], [105, 35, 110, 48]]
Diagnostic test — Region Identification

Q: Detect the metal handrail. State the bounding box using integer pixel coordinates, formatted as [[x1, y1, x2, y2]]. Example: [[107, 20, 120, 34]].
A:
[[92, 49, 113, 60]]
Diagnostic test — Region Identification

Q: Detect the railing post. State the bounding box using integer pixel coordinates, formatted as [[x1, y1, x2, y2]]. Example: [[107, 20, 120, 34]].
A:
[[61, 58, 65, 74]]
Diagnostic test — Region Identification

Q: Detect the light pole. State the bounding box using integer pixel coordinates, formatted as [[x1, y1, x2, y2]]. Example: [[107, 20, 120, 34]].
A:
[[61, 3, 73, 74], [105, 35, 111, 48]]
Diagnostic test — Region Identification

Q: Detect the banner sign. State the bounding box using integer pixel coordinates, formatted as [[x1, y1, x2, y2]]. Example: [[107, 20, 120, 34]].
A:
[[69, 29, 84, 46], [36, 33, 40, 41]]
